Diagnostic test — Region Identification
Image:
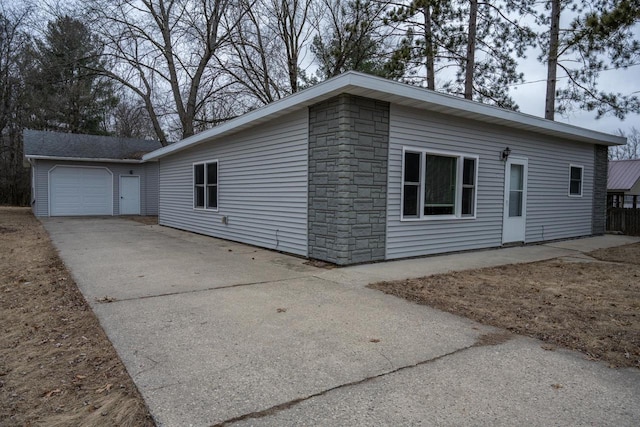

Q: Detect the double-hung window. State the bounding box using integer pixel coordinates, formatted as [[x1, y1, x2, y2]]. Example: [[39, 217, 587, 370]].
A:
[[569, 165, 583, 197], [194, 160, 218, 210], [402, 148, 478, 220]]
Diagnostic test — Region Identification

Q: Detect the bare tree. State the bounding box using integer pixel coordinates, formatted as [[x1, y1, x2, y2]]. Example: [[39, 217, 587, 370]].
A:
[[220, 0, 287, 104], [218, 0, 314, 105], [270, 0, 314, 93], [110, 93, 157, 139], [610, 127, 640, 160], [0, 6, 31, 205], [86, 0, 243, 145], [312, 0, 398, 79]]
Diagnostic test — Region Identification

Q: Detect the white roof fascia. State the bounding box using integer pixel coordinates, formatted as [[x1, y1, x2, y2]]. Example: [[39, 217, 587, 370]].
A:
[[26, 155, 145, 163], [143, 72, 625, 161], [344, 72, 625, 146]]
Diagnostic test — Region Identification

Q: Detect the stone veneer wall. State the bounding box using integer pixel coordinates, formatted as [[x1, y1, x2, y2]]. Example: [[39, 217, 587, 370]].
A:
[[592, 144, 608, 235], [308, 94, 390, 265]]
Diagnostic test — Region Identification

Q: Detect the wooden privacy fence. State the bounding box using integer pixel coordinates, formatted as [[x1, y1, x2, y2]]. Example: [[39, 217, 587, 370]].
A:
[[607, 208, 640, 236]]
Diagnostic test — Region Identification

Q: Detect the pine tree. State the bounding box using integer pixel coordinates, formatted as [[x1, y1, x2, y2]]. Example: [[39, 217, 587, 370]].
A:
[[387, 0, 536, 110], [446, 0, 537, 109], [385, 0, 452, 90], [542, 0, 640, 120], [25, 16, 116, 134]]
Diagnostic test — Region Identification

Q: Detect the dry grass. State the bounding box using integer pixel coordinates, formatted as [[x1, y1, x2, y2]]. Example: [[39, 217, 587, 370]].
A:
[[369, 244, 640, 369], [0, 207, 154, 426]]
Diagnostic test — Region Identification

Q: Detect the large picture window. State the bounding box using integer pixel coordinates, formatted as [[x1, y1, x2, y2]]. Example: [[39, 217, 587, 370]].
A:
[[402, 149, 478, 220], [194, 160, 218, 209]]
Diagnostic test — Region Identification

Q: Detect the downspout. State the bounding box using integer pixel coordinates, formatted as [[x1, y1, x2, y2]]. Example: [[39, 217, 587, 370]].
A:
[[27, 158, 36, 208]]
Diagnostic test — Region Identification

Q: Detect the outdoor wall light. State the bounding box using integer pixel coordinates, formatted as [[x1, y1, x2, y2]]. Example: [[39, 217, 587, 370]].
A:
[[501, 147, 511, 161], [129, 170, 133, 175]]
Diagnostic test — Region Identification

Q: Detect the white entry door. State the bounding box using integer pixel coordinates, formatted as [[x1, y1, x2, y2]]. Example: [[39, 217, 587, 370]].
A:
[[120, 176, 140, 215], [502, 157, 528, 243]]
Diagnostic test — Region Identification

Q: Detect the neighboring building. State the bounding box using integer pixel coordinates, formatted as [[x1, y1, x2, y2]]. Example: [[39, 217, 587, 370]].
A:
[[24, 130, 162, 217], [143, 72, 623, 265], [608, 159, 640, 208]]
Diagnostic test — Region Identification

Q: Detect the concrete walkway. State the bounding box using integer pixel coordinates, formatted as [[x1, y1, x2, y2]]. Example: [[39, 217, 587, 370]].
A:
[[42, 217, 640, 427]]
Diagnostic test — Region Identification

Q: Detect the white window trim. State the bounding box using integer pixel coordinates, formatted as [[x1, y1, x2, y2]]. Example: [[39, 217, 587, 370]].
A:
[[400, 147, 479, 221], [193, 159, 219, 211], [568, 164, 583, 197]]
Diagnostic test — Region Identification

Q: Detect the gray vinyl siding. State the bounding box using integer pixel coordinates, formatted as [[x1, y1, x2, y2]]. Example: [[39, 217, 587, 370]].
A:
[[386, 104, 595, 260], [32, 159, 158, 216], [158, 109, 308, 257], [33, 160, 47, 216], [144, 162, 159, 215]]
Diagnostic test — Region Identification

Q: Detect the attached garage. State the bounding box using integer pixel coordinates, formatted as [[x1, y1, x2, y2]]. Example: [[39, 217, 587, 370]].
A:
[[49, 166, 113, 216], [24, 130, 162, 217]]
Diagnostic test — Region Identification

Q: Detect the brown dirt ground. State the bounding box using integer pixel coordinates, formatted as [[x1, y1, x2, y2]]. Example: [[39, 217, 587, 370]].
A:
[[0, 207, 154, 426], [124, 216, 158, 226], [369, 243, 640, 369]]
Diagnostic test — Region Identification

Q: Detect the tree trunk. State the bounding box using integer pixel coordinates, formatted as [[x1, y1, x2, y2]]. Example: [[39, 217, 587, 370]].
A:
[[464, 0, 478, 100], [423, 6, 435, 91], [289, 52, 298, 93], [545, 0, 561, 120]]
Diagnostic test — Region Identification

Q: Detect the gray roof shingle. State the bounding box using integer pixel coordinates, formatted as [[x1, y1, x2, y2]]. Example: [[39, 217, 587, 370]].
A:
[[23, 129, 162, 160], [608, 159, 640, 191]]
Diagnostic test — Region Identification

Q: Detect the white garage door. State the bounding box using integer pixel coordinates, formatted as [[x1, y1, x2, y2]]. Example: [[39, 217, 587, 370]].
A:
[[50, 166, 113, 216]]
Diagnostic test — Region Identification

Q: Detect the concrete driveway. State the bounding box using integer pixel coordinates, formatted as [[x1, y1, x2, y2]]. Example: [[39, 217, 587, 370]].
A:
[[42, 217, 640, 426]]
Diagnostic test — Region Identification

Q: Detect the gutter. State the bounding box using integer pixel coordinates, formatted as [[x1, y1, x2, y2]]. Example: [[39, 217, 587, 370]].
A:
[[25, 155, 147, 164]]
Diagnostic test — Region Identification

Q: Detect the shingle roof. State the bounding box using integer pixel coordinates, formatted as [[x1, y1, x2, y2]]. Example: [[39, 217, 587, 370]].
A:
[[23, 129, 162, 160], [608, 159, 640, 191]]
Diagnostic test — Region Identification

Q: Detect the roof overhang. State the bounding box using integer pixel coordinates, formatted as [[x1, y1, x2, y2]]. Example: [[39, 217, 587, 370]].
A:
[[143, 72, 625, 161], [26, 155, 145, 163]]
